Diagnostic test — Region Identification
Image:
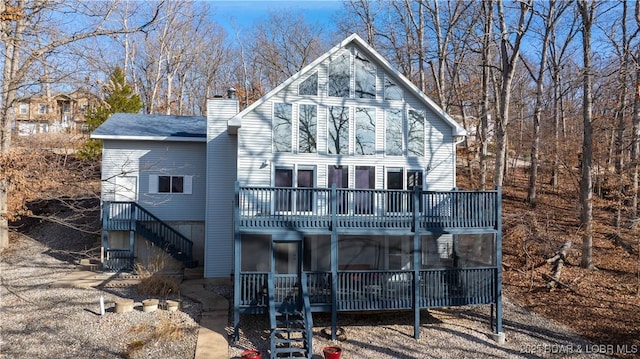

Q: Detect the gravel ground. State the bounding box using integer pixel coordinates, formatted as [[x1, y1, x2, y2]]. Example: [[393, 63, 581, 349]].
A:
[[229, 300, 615, 359], [1, 228, 616, 359], [0, 232, 201, 359]]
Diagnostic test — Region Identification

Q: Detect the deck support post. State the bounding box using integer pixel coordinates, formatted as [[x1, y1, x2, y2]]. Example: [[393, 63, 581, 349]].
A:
[[330, 184, 338, 340], [233, 182, 241, 342], [101, 202, 108, 265], [129, 204, 136, 269], [412, 186, 421, 339], [495, 186, 503, 334]]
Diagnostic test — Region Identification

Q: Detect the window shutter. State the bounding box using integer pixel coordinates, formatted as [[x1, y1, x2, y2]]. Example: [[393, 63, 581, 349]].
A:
[[184, 175, 193, 194], [149, 175, 158, 194]]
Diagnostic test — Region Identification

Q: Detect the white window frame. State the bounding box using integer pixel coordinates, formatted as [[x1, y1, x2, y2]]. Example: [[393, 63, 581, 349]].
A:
[[19, 103, 28, 114], [384, 108, 404, 156], [297, 103, 318, 154], [148, 175, 193, 195], [298, 71, 319, 96], [327, 105, 351, 155]]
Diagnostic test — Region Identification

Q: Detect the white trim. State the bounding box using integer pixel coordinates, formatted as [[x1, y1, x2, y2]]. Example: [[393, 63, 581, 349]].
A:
[[91, 134, 206, 142], [149, 175, 159, 194]]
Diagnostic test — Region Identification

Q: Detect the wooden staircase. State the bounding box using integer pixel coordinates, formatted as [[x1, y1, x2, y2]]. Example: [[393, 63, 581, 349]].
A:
[[268, 274, 313, 358], [103, 201, 198, 271]]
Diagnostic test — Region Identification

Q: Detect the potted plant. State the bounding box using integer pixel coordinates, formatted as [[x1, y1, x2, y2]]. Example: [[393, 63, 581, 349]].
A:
[[323, 346, 342, 359], [241, 349, 261, 359]]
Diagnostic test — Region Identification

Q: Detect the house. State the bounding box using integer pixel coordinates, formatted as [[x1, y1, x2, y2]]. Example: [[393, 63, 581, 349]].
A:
[[92, 34, 503, 358], [14, 89, 99, 135]]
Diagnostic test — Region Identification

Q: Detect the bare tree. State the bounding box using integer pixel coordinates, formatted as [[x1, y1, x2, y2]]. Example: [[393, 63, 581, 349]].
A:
[[0, 0, 160, 249], [632, 1, 640, 220], [249, 12, 327, 92], [577, 0, 595, 269], [525, 0, 570, 206], [478, 0, 494, 190], [493, 0, 533, 187]]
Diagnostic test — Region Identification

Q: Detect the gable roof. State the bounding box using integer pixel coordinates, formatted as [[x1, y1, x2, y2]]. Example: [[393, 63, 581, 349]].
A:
[[228, 33, 466, 137], [91, 113, 206, 142]]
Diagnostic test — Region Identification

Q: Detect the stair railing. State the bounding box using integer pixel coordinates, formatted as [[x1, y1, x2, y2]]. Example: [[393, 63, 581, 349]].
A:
[[103, 201, 196, 268], [299, 274, 313, 357]]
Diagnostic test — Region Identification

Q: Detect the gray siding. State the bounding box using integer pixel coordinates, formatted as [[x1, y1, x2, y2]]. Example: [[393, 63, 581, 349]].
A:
[[205, 99, 239, 278], [101, 140, 206, 221], [237, 43, 456, 192]]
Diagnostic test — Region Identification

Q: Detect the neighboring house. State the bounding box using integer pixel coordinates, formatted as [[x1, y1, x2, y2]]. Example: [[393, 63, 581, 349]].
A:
[[92, 34, 503, 357], [14, 89, 99, 135]]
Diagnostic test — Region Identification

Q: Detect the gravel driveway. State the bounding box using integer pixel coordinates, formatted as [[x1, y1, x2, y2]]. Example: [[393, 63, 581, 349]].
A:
[[0, 232, 200, 359]]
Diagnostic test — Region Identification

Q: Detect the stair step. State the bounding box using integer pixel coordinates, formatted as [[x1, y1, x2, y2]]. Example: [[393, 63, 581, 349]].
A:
[[183, 266, 204, 280], [273, 347, 307, 354]]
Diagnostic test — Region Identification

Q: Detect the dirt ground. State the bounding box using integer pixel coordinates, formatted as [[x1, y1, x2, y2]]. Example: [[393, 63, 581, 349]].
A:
[[459, 167, 640, 357]]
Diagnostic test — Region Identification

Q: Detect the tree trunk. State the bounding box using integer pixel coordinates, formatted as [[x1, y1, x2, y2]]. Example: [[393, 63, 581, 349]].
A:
[[527, 1, 558, 206], [0, 1, 23, 249], [478, 0, 493, 191], [632, 63, 640, 219], [494, 0, 531, 187], [578, 0, 595, 269]]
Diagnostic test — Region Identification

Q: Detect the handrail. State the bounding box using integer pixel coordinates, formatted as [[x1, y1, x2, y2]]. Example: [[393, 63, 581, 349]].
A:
[[300, 274, 313, 356]]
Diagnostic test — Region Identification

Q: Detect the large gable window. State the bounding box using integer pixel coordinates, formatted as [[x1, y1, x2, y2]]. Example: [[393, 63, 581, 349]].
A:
[[384, 76, 403, 100], [408, 109, 425, 157], [298, 104, 317, 153], [328, 53, 350, 98], [328, 106, 349, 155], [354, 51, 376, 98], [355, 107, 375, 155], [385, 109, 403, 156], [299, 72, 318, 96], [273, 103, 292, 152]]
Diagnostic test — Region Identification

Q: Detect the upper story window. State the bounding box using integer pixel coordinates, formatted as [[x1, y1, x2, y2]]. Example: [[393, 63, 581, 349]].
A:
[[299, 72, 318, 96], [298, 104, 317, 153], [384, 76, 403, 100], [273, 103, 293, 152], [19, 104, 27, 114], [385, 109, 404, 156], [354, 51, 376, 99], [61, 102, 71, 113], [328, 106, 349, 155], [355, 107, 375, 155], [408, 109, 425, 157], [38, 104, 48, 114], [328, 53, 350, 98]]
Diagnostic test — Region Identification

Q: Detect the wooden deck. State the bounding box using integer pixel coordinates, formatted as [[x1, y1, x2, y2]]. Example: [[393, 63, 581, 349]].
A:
[[237, 185, 499, 232]]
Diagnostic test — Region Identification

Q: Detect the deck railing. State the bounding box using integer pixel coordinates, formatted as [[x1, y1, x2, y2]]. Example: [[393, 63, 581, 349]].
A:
[[239, 268, 496, 312], [238, 185, 499, 231]]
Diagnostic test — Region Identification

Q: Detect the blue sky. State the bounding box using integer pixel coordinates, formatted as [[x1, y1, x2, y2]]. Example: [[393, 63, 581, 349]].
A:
[[209, 0, 344, 33]]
